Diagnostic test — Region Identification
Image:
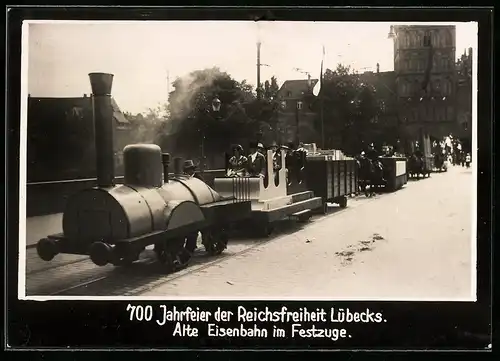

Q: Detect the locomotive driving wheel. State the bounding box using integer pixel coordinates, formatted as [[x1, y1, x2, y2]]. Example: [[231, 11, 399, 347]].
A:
[[202, 228, 229, 256], [154, 236, 193, 273]]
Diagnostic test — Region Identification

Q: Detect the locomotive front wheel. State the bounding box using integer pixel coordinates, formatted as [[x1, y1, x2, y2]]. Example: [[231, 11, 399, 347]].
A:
[[37, 238, 58, 262]]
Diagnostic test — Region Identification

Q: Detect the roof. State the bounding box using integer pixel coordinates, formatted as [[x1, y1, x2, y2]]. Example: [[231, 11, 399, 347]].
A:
[[110, 97, 130, 125], [28, 96, 130, 126], [359, 71, 397, 96], [278, 79, 319, 99], [393, 25, 456, 31]]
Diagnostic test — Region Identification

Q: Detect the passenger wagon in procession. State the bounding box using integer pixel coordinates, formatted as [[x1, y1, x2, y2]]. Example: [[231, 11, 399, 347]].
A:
[[213, 146, 325, 237]]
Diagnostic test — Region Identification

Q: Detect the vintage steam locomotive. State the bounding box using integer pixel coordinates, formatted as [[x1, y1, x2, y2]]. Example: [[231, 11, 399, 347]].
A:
[[36, 73, 253, 272]]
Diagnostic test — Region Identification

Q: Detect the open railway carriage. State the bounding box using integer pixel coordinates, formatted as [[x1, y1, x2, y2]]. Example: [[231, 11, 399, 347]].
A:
[[379, 156, 408, 191], [36, 73, 252, 272], [212, 148, 323, 237], [303, 147, 358, 210], [358, 154, 408, 193]]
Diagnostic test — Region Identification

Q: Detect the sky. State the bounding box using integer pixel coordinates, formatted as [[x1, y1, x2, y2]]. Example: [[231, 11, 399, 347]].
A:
[[25, 21, 477, 114]]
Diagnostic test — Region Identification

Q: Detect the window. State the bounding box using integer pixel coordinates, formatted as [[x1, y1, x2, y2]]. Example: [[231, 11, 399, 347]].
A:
[[442, 59, 447, 70], [297, 101, 303, 110], [443, 79, 451, 96], [444, 31, 451, 47], [423, 33, 431, 47]]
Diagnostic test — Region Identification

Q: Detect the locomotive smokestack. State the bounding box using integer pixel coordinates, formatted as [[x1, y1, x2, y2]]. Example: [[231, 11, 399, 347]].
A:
[[89, 72, 115, 188], [162, 153, 171, 183]]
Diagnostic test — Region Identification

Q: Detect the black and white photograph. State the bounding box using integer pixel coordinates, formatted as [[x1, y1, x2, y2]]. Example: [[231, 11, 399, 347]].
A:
[[19, 20, 477, 301]]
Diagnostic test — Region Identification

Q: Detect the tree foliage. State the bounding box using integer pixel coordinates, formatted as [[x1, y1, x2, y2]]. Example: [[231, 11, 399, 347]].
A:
[[160, 67, 281, 160], [314, 64, 385, 154]]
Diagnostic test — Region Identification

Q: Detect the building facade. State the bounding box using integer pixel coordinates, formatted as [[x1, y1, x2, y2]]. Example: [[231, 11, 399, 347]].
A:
[[276, 78, 319, 145], [390, 25, 458, 152], [27, 95, 131, 182]]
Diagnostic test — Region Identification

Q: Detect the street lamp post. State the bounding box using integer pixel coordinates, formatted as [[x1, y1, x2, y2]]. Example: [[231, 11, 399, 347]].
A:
[[200, 96, 221, 176]]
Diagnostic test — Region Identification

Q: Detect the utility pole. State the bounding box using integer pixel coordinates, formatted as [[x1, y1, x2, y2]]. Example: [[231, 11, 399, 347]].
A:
[[256, 42, 271, 100], [257, 41, 261, 100]]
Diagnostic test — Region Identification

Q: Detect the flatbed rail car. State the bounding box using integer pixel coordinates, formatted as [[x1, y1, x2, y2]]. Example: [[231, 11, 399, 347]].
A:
[[379, 156, 408, 191], [304, 152, 358, 211], [212, 150, 323, 237], [36, 73, 252, 272]]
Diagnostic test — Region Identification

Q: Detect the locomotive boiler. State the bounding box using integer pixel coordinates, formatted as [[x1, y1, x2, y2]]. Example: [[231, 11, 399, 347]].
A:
[[36, 73, 252, 272]]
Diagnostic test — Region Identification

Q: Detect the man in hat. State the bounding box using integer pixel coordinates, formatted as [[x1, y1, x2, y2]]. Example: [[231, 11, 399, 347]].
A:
[[268, 141, 282, 172], [296, 142, 308, 155], [247, 141, 266, 177], [257, 143, 265, 156], [183, 159, 204, 181], [227, 144, 248, 177]]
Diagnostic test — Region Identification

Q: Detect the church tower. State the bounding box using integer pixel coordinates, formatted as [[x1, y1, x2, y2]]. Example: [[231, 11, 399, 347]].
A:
[[389, 25, 457, 153]]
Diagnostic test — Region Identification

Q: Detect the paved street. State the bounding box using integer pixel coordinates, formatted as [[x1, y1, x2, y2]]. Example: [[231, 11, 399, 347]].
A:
[[141, 165, 474, 300]]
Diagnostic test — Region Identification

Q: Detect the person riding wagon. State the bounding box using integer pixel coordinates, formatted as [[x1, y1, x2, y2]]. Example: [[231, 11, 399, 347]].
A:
[[183, 159, 203, 180], [247, 141, 266, 178], [227, 144, 248, 177]]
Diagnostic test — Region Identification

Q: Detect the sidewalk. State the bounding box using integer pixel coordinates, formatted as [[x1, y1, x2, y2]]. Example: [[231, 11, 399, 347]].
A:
[[25, 213, 63, 248]]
